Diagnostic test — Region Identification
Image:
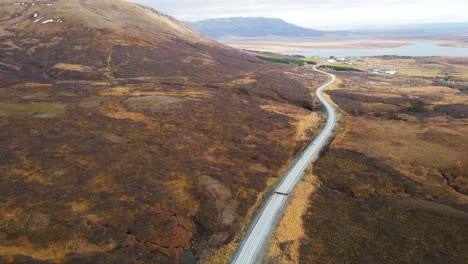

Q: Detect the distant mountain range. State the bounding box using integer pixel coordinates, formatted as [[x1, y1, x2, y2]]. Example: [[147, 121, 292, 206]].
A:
[[187, 18, 468, 39], [187, 17, 347, 39]]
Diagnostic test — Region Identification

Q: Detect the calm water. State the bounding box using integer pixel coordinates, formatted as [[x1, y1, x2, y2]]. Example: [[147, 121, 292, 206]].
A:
[[291, 43, 468, 57]]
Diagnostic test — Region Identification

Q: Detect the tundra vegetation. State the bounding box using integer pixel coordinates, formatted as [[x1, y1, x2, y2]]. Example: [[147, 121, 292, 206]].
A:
[[267, 56, 468, 264], [0, 0, 330, 263]]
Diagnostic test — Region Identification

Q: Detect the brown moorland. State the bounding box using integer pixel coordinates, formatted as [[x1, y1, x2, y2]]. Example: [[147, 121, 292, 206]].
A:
[[0, 0, 328, 263], [269, 57, 468, 264]]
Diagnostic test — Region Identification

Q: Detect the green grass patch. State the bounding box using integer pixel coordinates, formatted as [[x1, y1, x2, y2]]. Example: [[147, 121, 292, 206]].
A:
[[437, 76, 465, 83], [319, 65, 362, 72], [302, 57, 321, 64], [0, 102, 66, 116], [257, 56, 305, 66], [291, 55, 306, 58]]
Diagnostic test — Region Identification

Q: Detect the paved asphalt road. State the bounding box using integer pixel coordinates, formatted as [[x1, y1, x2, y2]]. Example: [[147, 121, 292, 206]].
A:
[[230, 65, 338, 264]]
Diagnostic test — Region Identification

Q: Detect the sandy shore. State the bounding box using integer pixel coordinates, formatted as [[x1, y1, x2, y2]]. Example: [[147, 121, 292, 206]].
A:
[[219, 36, 468, 53]]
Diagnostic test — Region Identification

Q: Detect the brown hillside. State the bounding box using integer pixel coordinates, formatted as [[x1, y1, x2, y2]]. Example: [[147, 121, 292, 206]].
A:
[[0, 0, 326, 263]]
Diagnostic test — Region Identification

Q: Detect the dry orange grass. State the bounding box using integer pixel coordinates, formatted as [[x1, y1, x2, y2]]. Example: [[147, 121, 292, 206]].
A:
[[0, 236, 116, 263], [451, 64, 468, 80], [17, 82, 54, 89], [266, 170, 319, 263], [365, 58, 445, 77], [99, 86, 211, 98], [0, 204, 23, 221], [52, 63, 93, 72], [294, 112, 322, 141], [182, 53, 218, 66], [69, 200, 90, 213], [163, 179, 200, 216], [228, 76, 258, 86], [325, 76, 342, 91], [9, 151, 49, 184], [336, 116, 467, 170], [261, 102, 322, 141], [98, 100, 156, 130], [205, 145, 237, 166], [250, 163, 270, 173], [86, 173, 116, 193]]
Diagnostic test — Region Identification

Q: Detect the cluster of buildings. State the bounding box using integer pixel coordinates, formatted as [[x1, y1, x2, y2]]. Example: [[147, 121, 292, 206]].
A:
[[326, 56, 357, 65], [327, 56, 397, 75], [312, 56, 398, 76], [369, 68, 397, 75], [327, 56, 344, 63]]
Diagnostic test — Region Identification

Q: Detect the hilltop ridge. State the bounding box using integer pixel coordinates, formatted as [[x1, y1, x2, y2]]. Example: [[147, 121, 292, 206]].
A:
[[187, 17, 327, 39]]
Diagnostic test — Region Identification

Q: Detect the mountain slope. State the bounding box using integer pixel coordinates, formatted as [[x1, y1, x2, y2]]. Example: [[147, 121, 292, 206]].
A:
[[0, 1, 326, 263], [187, 17, 324, 39], [1, 0, 236, 79]]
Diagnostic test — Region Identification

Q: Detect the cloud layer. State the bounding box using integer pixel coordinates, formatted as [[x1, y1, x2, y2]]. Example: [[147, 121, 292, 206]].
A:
[[128, 0, 468, 30]]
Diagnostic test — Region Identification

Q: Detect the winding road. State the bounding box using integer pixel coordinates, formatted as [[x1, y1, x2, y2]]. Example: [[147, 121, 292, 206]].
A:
[[230, 65, 338, 264]]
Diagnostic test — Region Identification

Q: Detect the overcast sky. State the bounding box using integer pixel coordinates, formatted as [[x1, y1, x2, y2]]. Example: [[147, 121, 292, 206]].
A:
[[128, 0, 468, 30]]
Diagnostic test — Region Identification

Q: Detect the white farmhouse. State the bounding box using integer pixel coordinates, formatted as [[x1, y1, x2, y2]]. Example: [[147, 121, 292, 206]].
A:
[[370, 68, 397, 75]]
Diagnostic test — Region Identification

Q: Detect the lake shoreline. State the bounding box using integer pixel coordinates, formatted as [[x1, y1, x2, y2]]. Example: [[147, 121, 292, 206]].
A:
[[220, 36, 468, 55], [286, 43, 468, 58]]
